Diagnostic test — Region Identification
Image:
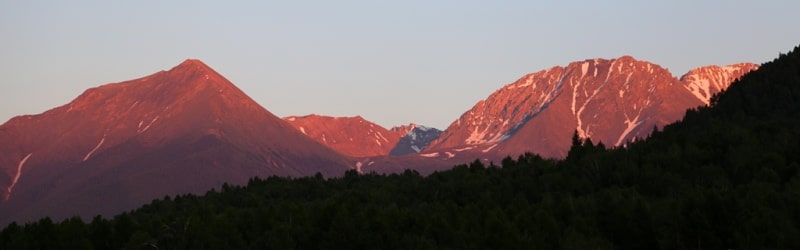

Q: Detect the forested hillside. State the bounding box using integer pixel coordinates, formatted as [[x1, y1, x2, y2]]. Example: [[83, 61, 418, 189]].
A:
[[2, 45, 799, 249]]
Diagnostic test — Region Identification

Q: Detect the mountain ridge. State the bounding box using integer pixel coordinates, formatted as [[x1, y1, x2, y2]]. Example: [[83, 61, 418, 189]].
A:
[[423, 56, 757, 158], [283, 115, 442, 157], [283, 114, 400, 157]]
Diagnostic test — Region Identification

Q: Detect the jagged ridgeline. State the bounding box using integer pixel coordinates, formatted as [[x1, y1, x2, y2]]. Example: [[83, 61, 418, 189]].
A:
[[2, 45, 799, 249]]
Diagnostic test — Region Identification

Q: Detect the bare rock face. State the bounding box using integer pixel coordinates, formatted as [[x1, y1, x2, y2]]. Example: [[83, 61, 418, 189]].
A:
[[283, 115, 401, 157], [424, 56, 757, 159], [0, 59, 351, 225]]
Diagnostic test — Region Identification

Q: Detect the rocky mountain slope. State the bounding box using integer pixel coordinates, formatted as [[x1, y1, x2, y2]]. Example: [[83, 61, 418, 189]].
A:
[[422, 56, 757, 158], [0, 59, 351, 225], [283, 116, 442, 157], [283, 115, 401, 157], [681, 63, 760, 105]]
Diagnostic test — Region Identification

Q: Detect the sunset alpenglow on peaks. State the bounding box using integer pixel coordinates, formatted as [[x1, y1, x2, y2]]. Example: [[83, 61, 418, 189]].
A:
[[1, 1, 798, 129]]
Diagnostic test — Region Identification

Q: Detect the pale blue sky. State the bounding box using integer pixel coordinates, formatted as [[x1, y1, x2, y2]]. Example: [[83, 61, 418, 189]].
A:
[[2, 1, 798, 129]]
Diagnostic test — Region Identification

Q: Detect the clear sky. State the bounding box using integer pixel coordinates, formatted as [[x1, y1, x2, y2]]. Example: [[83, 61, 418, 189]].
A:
[[2, 1, 799, 130]]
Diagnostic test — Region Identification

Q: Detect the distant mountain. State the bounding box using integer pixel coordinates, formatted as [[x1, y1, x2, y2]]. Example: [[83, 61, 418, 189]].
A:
[[423, 56, 757, 158], [0, 59, 351, 225], [680, 63, 760, 105], [283, 115, 401, 157], [283, 116, 441, 157], [389, 124, 442, 156]]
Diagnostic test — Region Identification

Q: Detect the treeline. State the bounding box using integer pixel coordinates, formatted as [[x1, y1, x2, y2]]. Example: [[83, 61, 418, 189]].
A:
[[2, 46, 800, 249]]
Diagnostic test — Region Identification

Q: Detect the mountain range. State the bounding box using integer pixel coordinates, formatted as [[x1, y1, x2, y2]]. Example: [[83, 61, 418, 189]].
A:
[[0, 56, 756, 224], [4, 45, 798, 249]]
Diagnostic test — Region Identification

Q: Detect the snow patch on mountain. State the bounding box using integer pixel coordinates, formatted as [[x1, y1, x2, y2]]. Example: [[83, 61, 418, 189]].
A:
[[454, 146, 476, 152], [355, 162, 363, 173], [420, 152, 440, 158], [465, 126, 489, 144], [138, 115, 159, 133], [482, 144, 498, 153], [581, 62, 589, 77], [83, 135, 106, 161], [575, 81, 606, 139], [6, 153, 33, 200], [615, 112, 644, 146]]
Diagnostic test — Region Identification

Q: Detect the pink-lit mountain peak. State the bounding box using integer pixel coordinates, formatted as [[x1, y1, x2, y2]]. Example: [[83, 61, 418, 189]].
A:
[[0, 59, 351, 225], [424, 56, 756, 158]]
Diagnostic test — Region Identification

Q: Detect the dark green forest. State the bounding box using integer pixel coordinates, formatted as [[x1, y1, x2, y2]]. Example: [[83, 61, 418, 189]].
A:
[[3, 45, 800, 249]]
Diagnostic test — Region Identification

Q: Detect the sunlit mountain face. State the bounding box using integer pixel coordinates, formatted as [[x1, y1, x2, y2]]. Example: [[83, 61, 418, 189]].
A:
[[0, 59, 351, 225]]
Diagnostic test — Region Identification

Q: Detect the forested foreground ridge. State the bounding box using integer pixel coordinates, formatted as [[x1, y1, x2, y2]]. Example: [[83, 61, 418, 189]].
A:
[[3, 45, 800, 249]]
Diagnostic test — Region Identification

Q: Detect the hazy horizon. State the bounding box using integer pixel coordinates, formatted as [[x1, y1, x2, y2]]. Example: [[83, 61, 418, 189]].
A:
[[2, 1, 799, 129]]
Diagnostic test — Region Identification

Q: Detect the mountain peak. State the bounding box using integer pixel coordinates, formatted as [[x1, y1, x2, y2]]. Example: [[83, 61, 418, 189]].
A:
[[175, 58, 210, 68], [682, 62, 759, 76], [390, 123, 417, 133], [129, 59, 248, 103], [426, 55, 700, 155], [286, 114, 367, 121], [164, 59, 224, 82], [0, 59, 351, 224], [612, 55, 662, 68], [680, 62, 759, 104]]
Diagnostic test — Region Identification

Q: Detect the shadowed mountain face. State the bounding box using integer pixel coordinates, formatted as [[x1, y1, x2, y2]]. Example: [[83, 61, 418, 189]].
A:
[[388, 124, 442, 156], [0, 59, 351, 225], [423, 56, 757, 159]]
